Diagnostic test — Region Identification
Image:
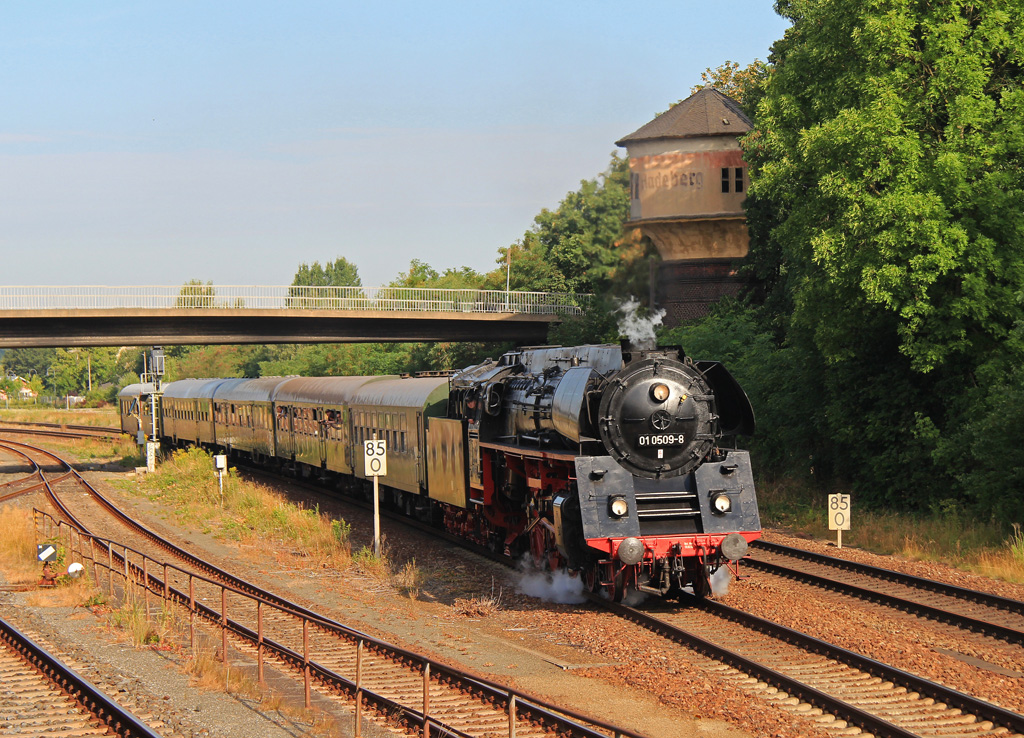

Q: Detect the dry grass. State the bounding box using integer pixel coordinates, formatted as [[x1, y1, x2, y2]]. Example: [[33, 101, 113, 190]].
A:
[[451, 593, 502, 617], [0, 505, 42, 585], [106, 584, 177, 646], [185, 647, 343, 737], [0, 506, 106, 604], [758, 476, 1024, 584], [186, 648, 262, 697], [0, 406, 119, 426], [43, 434, 138, 465], [121, 447, 352, 568], [392, 557, 422, 598], [23, 575, 102, 608]]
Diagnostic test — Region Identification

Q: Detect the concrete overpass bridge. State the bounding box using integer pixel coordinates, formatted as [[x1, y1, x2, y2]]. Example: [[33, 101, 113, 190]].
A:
[[0, 286, 591, 348]]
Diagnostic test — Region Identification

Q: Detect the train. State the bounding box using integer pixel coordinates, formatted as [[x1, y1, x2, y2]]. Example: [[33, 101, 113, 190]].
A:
[[119, 343, 761, 600]]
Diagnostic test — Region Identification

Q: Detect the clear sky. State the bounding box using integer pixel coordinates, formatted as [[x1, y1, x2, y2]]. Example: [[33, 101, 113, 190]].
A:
[[1, 2, 790, 288]]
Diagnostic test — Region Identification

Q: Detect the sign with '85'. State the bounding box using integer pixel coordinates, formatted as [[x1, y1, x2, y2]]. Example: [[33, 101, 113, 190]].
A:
[[364, 439, 387, 477]]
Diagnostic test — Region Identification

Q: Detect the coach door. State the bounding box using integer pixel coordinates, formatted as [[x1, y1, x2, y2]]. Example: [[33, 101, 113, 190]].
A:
[[317, 408, 328, 466]]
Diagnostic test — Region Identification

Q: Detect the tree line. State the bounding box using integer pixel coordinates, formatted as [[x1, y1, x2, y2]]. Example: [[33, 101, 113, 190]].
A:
[[5, 0, 1021, 525], [665, 1, 1024, 523]]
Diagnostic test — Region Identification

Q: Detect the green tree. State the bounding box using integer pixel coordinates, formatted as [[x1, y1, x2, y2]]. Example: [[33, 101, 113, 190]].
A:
[[175, 280, 216, 308], [750, 0, 1024, 374], [487, 154, 634, 298], [0, 376, 18, 404], [742, 0, 1024, 511], [292, 257, 362, 288], [691, 59, 771, 114], [1, 348, 55, 379], [289, 257, 364, 309]]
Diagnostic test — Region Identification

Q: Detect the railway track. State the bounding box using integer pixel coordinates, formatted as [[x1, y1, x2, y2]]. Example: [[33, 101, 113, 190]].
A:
[[2, 437, 646, 738], [747, 540, 1024, 645], [239, 460, 1024, 736], [0, 614, 162, 738], [0, 441, 50, 502], [11, 432, 1024, 737], [616, 596, 1024, 738], [0, 419, 121, 440], [243, 463, 1024, 737]]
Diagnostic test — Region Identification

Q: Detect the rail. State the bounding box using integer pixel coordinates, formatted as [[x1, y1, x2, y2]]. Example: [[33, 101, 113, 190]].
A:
[[0, 285, 592, 316], [33, 508, 643, 738]]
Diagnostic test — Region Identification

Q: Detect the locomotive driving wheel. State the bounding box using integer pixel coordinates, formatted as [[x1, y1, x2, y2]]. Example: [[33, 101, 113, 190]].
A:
[[612, 566, 637, 603]]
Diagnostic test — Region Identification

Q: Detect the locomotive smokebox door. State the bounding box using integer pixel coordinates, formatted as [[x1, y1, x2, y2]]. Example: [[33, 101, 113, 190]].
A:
[[574, 456, 639, 539]]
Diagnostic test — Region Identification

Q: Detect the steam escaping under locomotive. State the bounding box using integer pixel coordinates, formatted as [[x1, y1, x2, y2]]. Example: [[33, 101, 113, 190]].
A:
[[120, 343, 760, 600]]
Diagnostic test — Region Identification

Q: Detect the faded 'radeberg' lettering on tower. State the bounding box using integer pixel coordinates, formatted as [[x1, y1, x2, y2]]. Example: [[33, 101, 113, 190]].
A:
[[616, 88, 751, 325]]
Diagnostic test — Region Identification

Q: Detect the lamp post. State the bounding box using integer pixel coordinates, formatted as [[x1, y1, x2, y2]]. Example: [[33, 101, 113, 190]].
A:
[[504, 244, 513, 312]]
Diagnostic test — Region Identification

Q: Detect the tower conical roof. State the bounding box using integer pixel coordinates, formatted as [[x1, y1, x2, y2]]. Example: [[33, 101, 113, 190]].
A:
[[616, 88, 751, 146]]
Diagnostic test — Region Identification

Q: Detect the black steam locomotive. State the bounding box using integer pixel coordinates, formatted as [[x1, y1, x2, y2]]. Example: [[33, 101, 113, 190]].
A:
[[120, 343, 760, 600]]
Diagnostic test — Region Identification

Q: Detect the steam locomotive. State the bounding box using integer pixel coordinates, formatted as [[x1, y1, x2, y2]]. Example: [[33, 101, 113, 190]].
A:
[[119, 343, 760, 600]]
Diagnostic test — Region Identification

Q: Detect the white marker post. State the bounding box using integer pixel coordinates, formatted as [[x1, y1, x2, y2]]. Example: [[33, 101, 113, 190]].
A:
[[363, 436, 387, 557], [828, 493, 851, 548], [214, 454, 228, 507]]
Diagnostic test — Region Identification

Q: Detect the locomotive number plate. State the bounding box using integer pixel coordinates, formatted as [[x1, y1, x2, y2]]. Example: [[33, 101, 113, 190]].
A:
[[637, 434, 685, 447]]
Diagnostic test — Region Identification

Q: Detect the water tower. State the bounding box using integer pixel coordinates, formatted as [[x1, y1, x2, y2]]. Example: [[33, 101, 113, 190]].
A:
[[616, 88, 751, 325]]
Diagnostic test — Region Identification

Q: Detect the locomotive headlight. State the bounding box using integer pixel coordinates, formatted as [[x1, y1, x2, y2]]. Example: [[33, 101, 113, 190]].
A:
[[713, 494, 732, 514], [609, 496, 629, 518], [650, 383, 671, 402]]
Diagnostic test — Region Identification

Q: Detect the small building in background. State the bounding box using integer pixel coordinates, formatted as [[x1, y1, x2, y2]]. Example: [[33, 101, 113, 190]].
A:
[[616, 88, 751, 325]]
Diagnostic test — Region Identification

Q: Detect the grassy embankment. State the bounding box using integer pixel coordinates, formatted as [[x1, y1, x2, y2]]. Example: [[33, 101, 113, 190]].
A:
[[120, 446, 354, 565], [0, 405, 137, 465], [758, 477, 1024, 584], [0, 405, 119, 427]]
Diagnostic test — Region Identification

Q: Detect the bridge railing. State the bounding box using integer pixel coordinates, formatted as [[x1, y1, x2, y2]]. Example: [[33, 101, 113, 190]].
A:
[[0, 286, 592, 316]]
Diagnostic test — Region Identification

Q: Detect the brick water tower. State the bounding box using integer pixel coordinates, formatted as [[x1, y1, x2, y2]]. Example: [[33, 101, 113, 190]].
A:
[[616, 88, 751, 325]]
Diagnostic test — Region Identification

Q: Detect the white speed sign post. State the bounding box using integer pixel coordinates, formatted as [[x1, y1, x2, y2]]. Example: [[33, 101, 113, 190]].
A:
[[364, 436, 387, 557], [828, 493, 851, 549]]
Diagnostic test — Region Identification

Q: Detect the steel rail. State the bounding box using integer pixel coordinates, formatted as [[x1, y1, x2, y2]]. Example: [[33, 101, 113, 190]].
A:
[[0, 426, 120, 440], [0, 615, 163, 738], [0, 420, 121, 437], [229, 464, 1024, 738], [0, 440, 60, 502], [611, 595, 1024, 738], [752, 539, 1024, 615], [26, 440, 644, 738], [745, 556, 1024, 645], [605, 597, 923, 738], [701, 596, 1024, 733]]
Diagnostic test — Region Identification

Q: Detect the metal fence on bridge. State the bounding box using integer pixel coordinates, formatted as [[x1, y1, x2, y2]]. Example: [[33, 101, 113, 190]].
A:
[[0, 286, 592, 316]]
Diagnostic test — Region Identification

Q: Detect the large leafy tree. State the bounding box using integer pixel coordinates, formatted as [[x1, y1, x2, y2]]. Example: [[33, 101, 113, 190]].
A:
[[490, 154, 642, 297], [750, 0, 1024, 373], [743, 0, 1024, 510], [691, 59, 771, 114]]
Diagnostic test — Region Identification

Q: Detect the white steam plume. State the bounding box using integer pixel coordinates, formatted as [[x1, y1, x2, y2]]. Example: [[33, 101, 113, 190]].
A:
[[616, 297, 666, 350], [710, 566, 732, 597], [514, 558, 586, 604]]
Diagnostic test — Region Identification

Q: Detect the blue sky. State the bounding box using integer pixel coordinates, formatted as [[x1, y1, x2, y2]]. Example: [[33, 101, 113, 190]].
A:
[[1, 2, 790, 288]]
